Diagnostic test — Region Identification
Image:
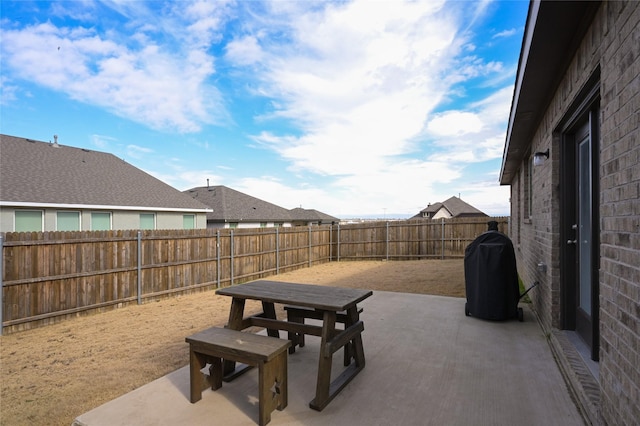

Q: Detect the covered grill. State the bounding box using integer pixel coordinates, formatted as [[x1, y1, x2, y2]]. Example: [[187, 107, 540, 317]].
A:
[[464, 221, 523, 321]]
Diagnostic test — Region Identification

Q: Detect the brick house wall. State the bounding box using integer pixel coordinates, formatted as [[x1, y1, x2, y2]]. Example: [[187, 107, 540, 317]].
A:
[[505, 2, 639, 425], [598, 2, 639, 424]]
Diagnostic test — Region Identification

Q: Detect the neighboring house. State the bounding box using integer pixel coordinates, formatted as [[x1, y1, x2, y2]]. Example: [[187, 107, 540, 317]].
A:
[[289, 207, 339, 226], [412, 196, 487, 220], [500, 2, 639, 425], [185, 185, 292, 228], [185, 185, 338, 229], [0, 135, 211, 232]]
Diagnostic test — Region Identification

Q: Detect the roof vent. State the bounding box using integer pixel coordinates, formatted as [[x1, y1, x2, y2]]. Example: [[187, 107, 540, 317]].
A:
[[53, 134, 60, 148]]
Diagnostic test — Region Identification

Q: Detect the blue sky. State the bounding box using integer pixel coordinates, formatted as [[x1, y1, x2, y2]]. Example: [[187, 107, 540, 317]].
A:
[[1, 0, 528, 219]]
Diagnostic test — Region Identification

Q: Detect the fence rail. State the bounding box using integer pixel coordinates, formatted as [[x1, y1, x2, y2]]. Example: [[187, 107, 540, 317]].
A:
[[0, 216, 508, 334]]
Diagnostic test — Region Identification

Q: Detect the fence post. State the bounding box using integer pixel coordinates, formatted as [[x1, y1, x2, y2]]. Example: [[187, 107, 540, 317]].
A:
[[386, 221, 390, 261], [137, 231, 142, 304], [230, 229, 234, 285], [275, 227, 279, 274], [216, 230, 221, 288], [441, 218, 445, 260], [0, 235, 3, 336], [337, 224, 341, 261], [329, 222, 333, 262], [308, 225, 312, 267]]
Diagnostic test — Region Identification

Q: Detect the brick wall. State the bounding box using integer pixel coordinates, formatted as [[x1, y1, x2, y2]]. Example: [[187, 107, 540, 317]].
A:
[[597, 2, 640, 425], [510, 127, 559, 333], [508, 2, 639, 425]]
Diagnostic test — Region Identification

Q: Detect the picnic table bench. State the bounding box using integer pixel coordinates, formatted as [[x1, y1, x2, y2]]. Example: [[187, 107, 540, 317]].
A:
[[216, 280, 372, 411], [185, 327, 291, 426]]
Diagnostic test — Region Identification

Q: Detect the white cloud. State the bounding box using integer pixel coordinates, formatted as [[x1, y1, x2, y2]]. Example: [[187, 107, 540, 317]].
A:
[[227, 0, 515, 216], [493, 28, 518, 39], [242, 0, 468, 177], [146, 167, 222, 192], [0, 8, 228, 133], [233, 177, 331, 210], [226, 155, 463, 217], [427, 111, 484, 136], [225, 36, 264, 65], [456, 181, 511, 217], [126, 144, 153, 158], [426, 85, 514, 164], [0, 76, 19, 105], [91, 134, 118, 150]]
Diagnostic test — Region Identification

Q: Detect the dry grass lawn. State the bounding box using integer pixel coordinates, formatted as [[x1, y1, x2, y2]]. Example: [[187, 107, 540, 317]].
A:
[[1, 259, 465, 426]]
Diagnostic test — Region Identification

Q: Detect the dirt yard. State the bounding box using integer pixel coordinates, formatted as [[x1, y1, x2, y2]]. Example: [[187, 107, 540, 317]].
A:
[[0, 259, 465, 426]]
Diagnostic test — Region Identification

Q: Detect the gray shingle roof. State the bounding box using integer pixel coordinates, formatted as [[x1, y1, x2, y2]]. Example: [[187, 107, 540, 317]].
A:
[[185, 185, 293, 222], [0, 134, 210, 211], [185, 186, 339, 223], [289, 207, 339, 223], [412, 196, 487, 218]]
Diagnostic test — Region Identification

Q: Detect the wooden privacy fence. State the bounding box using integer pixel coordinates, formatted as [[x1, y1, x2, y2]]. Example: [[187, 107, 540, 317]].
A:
[[0, 216, 508, 334]]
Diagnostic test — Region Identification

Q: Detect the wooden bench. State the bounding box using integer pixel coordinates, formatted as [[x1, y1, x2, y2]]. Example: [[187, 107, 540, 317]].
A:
[[185, 327, 291, 426], [284, 306, 363, 365]]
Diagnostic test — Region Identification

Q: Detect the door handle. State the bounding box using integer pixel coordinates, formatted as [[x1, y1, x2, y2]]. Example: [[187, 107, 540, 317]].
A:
[[568, 224, 578, 245]]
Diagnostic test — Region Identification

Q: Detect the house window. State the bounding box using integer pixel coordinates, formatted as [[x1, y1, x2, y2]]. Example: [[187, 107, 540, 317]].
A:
[[228, 222, 238, 229], [15, 210, 43, 232], [57, 211, 80, 231], [274, 222, 283, 228], [140, 213, 155, 230], [91, 212, 111, 231], [260, 222, 267, 228], [183, 214, 195, 229]]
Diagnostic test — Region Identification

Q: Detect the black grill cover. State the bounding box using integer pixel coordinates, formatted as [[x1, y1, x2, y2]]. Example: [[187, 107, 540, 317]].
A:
[[464, 230, 519, 320]]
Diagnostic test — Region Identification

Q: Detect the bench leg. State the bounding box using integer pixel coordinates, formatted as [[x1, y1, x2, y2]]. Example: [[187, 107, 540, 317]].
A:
[[275, 352, 288, 411], [258, 352, 288, 426], [208, 357, 223, 391], [189, 348, 208, 403]]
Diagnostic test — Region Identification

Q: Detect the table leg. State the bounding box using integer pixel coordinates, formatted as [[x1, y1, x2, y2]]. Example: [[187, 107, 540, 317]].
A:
[[346, 306, 365, 368], [310, 310, 337, 411], [262, 301, 280, 338], [309, 306, 367, 411], [223, 298, 246, 377]]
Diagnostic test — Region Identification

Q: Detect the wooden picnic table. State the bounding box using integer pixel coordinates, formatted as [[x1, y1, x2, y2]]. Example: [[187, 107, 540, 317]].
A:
[[216, 280, 372, 411]]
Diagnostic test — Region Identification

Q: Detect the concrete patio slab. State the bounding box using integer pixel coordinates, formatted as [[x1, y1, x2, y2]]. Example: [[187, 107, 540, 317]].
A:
[[73, 292, 584, 426]]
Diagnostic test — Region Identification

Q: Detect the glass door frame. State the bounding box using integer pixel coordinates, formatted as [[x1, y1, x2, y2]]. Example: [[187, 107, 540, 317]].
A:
[[559, 95, 600, 362]]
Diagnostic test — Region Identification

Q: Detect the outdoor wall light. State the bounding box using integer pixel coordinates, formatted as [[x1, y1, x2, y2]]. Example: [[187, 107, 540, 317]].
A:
[[533, 149, 549, 166]]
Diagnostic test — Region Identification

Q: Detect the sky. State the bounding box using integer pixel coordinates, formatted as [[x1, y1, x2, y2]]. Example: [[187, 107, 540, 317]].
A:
[[1, 0, 529, 219]]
